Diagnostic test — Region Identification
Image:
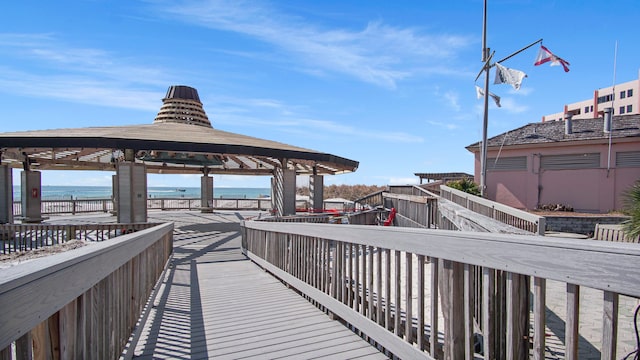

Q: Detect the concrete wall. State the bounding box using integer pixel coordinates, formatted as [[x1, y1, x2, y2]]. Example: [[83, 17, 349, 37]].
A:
[[544, 215, 629, 236]]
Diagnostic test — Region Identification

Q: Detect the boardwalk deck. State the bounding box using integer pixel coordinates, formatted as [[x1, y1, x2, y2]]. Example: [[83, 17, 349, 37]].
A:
[[128, 211, 387, 359]]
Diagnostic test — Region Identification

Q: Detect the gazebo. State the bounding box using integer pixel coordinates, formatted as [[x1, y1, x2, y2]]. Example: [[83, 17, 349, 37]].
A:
[[0, 85, 358, 222]]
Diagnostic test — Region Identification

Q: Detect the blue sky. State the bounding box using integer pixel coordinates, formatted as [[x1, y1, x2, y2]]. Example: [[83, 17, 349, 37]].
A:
[[2, 0, 639, 188]]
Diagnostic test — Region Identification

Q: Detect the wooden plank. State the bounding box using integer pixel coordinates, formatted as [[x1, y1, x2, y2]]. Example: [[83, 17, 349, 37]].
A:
[[385, 249, 391, 331], [565, 283, 580, 360], [347, 243, 353, 307], [59, 299, 77, 360], [377, 247, 383, 325], [368, 246, 374, 318], [243, 221, 640, 298], [430, 257, 439, 358], [464, 264, 474, 360], [394, 250, 401, 337], [405, 252, 413, 342], [361, 244, 367, 316], [354, 244, 360, 312], [15, 332, 33, 359], [418, 255, 425, 351], [32, 320, 49, 360], [483, 267, 495, 360], [532, 277, 546, 360], [601, 291, 619, 360]]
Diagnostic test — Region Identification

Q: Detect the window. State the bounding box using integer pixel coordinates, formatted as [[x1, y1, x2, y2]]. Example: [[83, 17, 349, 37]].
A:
[[620, 90, 626, 99], [627, 104, 633, 113], [584, 106, 589, 113], [597, 94, 614, 104], [628, 89, 633, 97], [620, 106, 625, 114], [590, 105, 594, 112], [540, 153, 600, 170]]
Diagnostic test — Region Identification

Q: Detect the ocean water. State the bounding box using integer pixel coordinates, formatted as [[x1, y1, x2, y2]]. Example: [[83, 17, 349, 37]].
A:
[[12, 186, 270, 200]]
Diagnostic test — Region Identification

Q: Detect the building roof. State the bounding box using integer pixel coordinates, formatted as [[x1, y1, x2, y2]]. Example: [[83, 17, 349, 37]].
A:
[[414, 172, 473, 181], [0, 85, 358, 176], [466, 114, 640, 152]]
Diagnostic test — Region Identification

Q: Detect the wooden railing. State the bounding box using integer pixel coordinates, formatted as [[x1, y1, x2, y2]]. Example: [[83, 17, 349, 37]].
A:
[[0, 223, 161, 255], [12, 197, 273, 217], [13, 199, 114, 216], [0, 223, 173, 359], [439, 185, 545, 235], [354, 190, 386, 209], [241, 221, 640, 359], [383, 193, 438, 229]]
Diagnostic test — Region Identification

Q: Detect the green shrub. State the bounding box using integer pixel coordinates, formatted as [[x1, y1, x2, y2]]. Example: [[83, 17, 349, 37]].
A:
[[622, 180, 640, 238], [446, 177, 481, 196]]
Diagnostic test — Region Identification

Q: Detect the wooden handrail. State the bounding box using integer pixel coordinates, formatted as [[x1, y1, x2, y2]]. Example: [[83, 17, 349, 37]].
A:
[[439, 185, 545, 235], [0, 223, 174, 356], [242, 221, 640, 359]]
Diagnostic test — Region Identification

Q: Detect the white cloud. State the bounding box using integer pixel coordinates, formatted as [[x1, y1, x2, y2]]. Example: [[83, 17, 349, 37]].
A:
[[0, 34, 171, 111], [442, 90, 461, 111], [427, 120, 459, 131], [154, 0, 473, 88], [499, 98, 529, 114]]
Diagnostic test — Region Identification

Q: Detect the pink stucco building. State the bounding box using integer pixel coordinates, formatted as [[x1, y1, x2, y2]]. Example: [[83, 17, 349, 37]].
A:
[[466, 114, 640, 213]]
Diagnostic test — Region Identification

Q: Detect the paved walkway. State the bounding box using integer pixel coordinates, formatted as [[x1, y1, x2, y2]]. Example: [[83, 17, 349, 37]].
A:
[[129, 211, 387, 359]]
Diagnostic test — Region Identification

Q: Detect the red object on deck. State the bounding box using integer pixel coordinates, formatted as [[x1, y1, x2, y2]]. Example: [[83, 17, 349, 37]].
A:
[[383, 208, 396, 226]]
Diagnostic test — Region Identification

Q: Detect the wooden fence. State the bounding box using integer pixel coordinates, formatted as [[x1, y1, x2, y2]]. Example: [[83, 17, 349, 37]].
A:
[[439, 185, 545, 235], [241, 221, 640, 359], [0, 223, 173, 359], [0, 223, 161, 255]]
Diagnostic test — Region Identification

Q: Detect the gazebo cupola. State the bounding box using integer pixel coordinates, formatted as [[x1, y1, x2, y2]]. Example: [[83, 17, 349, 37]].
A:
[[153, 85, 212, 128]]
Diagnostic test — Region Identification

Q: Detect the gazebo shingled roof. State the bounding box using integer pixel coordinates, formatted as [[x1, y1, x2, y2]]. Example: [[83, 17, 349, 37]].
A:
[[0, 85, 358, 176]]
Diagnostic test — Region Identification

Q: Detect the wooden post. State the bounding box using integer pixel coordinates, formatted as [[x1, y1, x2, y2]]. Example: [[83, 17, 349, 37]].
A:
[[506, 272, 528, 360], [601, 291, 619, 360], [441, 259, 464, 360], [533, 277, 546, 360], [565, 284, 580, 360]]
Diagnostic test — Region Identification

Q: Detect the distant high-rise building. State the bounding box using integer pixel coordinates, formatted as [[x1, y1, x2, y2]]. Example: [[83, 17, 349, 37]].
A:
[[542, 77, 640, 122]]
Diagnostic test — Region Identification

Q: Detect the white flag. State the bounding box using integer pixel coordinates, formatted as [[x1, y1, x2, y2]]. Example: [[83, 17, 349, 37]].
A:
[[494, 63, 527, 90], [475, 85, 501, 107]]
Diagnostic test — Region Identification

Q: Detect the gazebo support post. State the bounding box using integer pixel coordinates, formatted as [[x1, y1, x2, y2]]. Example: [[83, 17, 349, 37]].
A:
[[272, 159, 297, 217], [21, 170, 43, 223], [112, 174, 118, 216], [0, 165, 13, 224], [201, 168, 214, 213], [116, 161, 147, 223], [309, 171, 323, 214]]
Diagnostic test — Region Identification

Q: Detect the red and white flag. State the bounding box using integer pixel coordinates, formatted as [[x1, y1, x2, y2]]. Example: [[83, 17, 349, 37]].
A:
[[534, 45, 570, 72]]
